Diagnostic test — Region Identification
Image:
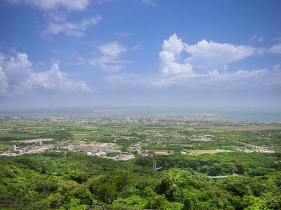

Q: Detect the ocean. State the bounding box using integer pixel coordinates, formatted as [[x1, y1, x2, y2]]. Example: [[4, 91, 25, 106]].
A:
[[0, 106, 280, 122]]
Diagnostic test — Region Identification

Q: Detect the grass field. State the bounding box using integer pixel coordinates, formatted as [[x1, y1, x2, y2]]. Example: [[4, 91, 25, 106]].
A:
[[185, 149, 230, 155], [206, 125, 281, 132], [1, 119, 281, 154]]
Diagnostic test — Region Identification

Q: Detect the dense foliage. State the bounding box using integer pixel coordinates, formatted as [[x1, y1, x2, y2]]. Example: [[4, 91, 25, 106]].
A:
[[0, 151, 281, 210]]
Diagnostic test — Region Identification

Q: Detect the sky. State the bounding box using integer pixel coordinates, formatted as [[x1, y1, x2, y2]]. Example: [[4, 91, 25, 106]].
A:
[[0, 0, 281, 111]]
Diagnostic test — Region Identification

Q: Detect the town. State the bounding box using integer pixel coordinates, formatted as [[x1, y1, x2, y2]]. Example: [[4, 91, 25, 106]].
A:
[[0, 113, 278, 158]]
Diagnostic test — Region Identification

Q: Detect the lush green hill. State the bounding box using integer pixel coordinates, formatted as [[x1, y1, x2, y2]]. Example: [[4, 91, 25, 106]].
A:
[[0, 151, 281, 210]]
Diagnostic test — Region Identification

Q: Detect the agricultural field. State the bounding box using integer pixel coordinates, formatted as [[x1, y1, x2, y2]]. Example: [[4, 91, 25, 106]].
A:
[[1, 114, 281, 154]]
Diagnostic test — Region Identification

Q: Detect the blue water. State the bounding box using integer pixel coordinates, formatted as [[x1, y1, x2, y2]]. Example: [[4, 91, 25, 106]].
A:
[[126, 107, 281, 122], [216, 110, 281, 122], [0, 106, 280, 122]]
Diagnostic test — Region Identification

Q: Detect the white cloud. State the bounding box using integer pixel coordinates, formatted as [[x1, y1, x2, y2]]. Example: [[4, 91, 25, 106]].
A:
[[0, 51, 91, 96], [4, 52, 32, 85], [25, 63, 91, 92], [250, 34, 263, 43], [209, 69, 220, 76], [250, 34, 257, 42], [0, 66, 8, 94], [137, 0, 157, 6], [162, 33, 184, 55], [96, 0, 115, 4], [5, 0, 100, 37], [159, 34, 193, 74], [223, 64, 228, 71], [266, 67, 281, 87], [5, 0, 90, 11], [106, 34, 279, 88], [89, 41, 131, 72], [97, 41, 127, 57], [131, 45, 142, 51], [269, 43, 281, 54], [273, 36, 281, 42], [258, 36, 264, 43], [105, 68, 275, 90], [105, 34, 281, 94], [184, 39, 260, 71], [43, 14, 102, 37], [159, 50, 193, 74], [273, 63, 280, 70], [114, 32, 131, 37], [0, 52, 7, 66], [159, 34, 264, 74]]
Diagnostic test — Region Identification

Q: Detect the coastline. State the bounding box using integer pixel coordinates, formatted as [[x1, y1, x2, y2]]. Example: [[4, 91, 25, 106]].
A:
[[0, 106, 280, 123]]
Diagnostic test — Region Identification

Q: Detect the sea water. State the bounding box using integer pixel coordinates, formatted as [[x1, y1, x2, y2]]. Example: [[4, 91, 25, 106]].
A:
[[0, 106, 280, 122]]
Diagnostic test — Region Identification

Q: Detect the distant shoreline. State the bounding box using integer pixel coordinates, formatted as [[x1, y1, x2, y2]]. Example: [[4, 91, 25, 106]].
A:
[[0, 106, 280, 123]]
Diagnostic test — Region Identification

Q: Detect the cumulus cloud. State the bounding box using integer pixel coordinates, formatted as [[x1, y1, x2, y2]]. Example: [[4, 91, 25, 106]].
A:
[[159, 34, 193, 74], [4, 52, 32, 85], [162, 34, 184, 55], [104, 34, 280, 91], [107, 34, 279, 89], [159, 34, 264, 74], [4, 0, 90, 11], [89, 41, 131, 72], [185, 40, 257, 62], [25, 63, 91, 92], [184, 39, 261, 72], [0, 51, 91, 96]]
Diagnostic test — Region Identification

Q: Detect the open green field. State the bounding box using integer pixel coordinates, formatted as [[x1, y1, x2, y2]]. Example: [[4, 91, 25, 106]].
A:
[[207, 125, 281, 132], [185, 149, 220, 155], [1, 118, 281, 154]]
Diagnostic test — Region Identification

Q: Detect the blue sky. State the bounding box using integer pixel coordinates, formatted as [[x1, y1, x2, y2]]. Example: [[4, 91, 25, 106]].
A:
[[0, 0, 281, 110]]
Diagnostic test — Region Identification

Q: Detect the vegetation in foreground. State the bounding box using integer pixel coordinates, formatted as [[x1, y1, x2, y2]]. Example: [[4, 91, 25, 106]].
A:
[[0, 150, 281, 210]]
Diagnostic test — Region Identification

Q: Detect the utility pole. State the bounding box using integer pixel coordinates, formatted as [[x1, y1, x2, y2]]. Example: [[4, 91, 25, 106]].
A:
[[153, 160, 163, 171]]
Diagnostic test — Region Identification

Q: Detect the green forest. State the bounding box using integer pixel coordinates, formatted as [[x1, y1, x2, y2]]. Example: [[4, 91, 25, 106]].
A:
[[1, 151, 281, 210]]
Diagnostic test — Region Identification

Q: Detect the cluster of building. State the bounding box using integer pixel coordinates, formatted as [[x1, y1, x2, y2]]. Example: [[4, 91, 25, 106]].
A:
[[0, 138, 143, 161], [191, 134, 214, 141], [0, 113, 278, 158], [1, 113, 278, 126], [1, 136, 173, 162], [235, 141, 275, 154], [1, 139, 50, 156]]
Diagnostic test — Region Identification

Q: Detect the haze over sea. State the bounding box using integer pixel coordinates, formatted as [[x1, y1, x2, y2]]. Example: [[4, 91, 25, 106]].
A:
[[1, 107, 280, 123]]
